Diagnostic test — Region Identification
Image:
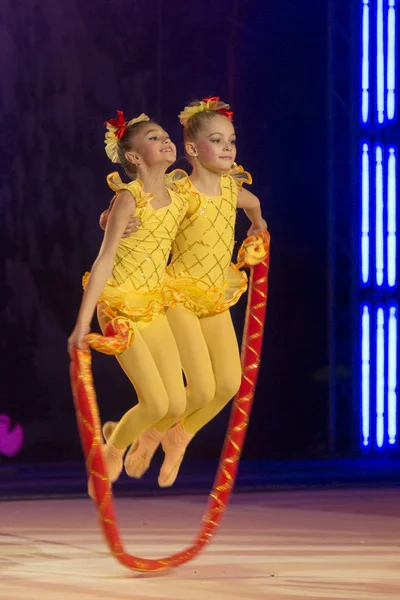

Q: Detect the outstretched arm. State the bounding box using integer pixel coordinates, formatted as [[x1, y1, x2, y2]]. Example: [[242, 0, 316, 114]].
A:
[[68, 191, 136, 356], [100, 195, 140, 238], [236, 188, 268, 236]]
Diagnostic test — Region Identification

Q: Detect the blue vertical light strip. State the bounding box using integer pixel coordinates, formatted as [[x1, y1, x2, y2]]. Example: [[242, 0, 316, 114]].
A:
[[362, 0, 370, 123], [359, 2, 398, 452], [377, 0, 385, 123], [361, 143, 370, 283], [388, 305, 398, 445], [376, 307, 385, 448], [387, 0, 396, 120], [362, 305, 371, 447], [387, 146, 397, 286], [375, 146, 384, 285]]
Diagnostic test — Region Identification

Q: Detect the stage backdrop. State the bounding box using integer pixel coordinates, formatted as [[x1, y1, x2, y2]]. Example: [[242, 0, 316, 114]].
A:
[[0, 0, 328, 463]]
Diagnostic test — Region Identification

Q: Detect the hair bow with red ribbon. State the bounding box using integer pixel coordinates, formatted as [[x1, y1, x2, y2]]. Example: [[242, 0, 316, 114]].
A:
[[202, 96, 233, 121], [105, 111, 127, 140]]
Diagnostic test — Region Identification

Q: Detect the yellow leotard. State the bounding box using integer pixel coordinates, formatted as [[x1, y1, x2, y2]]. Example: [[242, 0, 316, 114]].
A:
[[84, 172, 187, 327], [164, 167, 251, 316]]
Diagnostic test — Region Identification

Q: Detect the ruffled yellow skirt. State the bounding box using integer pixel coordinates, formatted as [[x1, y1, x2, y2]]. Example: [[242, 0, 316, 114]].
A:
[[164, 264, 248, 317], [83, 273, 165, 330]]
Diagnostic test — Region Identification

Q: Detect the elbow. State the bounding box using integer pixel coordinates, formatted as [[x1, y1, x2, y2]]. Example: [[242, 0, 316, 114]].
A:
[[238, 191, 260, 212], [91, 255, 114, 281], [245, 198, 260, 214]]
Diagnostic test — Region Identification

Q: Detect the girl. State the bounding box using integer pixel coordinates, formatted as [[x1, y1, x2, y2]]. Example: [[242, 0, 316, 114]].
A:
[[68, 111, 189, 490], [101, 98, 267, 487]]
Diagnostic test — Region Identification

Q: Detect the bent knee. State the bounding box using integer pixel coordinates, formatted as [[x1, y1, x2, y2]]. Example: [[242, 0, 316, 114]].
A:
[[165, 395, 187, 421], [189, 380, 216, 411], [215, 371, 242, 403], [145, 397, 169, 423]]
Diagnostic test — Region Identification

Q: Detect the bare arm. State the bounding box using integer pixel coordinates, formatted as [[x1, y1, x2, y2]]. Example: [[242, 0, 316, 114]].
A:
[[236, 188, 268, 235], [100, 195, 140, 238], [68, 191, 136, 355]]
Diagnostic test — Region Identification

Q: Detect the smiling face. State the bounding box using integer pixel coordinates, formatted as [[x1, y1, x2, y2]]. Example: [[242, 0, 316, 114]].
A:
[[133, 123, 176, 166], [185, 113, 237, 174], [121, 121, 176, 173]]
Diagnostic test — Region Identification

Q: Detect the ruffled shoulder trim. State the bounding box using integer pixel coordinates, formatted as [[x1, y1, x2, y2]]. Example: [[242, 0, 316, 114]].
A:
[[166, 169, 201, 217], [106, 172, 152, 208], [227, 163, 252, 189], [165, 169, 188, 187]]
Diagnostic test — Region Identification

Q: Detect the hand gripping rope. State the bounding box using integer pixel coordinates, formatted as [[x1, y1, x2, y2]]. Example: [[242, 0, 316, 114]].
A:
[[70, 231, 270, 572]]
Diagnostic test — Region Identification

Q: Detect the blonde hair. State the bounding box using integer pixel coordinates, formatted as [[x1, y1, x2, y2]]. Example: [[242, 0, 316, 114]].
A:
[[180, 98, 233, 143], [179, 99, 234, 163], [104, 112, 156, 179], [116, 120, 157, 179]]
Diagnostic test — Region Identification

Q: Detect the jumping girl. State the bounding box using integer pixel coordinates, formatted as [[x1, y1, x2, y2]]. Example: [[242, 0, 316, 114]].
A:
[[68, 112, 190, 490], [100, 98, 267, 487]]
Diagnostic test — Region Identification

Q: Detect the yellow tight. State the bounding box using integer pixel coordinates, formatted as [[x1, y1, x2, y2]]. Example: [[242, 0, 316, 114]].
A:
[[155, 306, 242, 436], [97, 305, 186, 450]]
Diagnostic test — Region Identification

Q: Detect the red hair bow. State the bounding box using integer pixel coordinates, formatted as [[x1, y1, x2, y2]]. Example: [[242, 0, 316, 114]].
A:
[[105, 111, 127, 140], [217, 107, 234, 120], [202, 97, 233, 121], [203, 96, 220, 103]]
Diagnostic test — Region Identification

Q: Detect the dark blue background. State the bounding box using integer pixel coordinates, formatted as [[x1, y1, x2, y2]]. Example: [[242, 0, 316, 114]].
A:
[[0, 0, 329, 464]]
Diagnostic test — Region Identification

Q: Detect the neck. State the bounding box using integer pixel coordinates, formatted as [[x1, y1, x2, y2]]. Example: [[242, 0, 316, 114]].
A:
[[137, 164, 167, 196], [189, 162, 225, 196]]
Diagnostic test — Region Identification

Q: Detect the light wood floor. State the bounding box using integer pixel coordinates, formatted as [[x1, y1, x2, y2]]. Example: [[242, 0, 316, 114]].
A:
[[0, 489, 399, 599]]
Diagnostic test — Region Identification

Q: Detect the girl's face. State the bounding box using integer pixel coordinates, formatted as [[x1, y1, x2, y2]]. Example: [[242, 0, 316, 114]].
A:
[[187, 114, 237, 173], [127, 123, 176, 169]]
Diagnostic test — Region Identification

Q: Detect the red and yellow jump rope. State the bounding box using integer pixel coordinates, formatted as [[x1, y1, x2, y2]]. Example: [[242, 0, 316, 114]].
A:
[[70, 231, 270, 572]]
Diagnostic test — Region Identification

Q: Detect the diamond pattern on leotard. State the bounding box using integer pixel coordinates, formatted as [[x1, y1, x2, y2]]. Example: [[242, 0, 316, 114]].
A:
[[109, 192, 187, 293], [168, 177, 237, 288]]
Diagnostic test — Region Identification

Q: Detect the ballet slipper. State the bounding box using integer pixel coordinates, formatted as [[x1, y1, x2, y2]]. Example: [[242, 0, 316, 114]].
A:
[[102, 421, 117, 442], [103, 420, 136, 464], [158, 424, 193, 488], [124, 428, 165, 479], [88, 440, 125, 499], [103, 421, 149, 479]]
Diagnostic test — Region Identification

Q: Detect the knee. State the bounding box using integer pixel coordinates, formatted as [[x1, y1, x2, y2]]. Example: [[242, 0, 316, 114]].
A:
[[189, 379, 216, 412], [165, 394, 187, 421], [215, 369, 242, 404], [146, 397, 169, 423]]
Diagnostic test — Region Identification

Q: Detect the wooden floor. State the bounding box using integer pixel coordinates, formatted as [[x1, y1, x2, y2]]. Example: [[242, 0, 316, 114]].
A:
[[0, 489, 399, 599]]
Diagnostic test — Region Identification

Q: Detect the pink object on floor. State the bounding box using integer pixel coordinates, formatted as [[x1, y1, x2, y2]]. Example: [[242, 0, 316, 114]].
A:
[[0, 414, 23, 457]]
